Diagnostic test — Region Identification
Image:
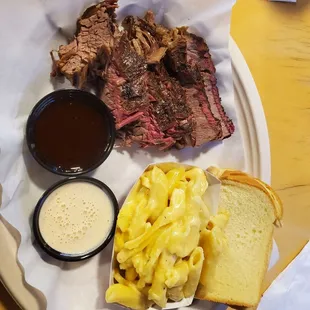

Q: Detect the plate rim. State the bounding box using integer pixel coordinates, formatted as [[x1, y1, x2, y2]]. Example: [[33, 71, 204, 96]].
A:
[[229, 37, 271, 183], [0, 37, 271, 310]]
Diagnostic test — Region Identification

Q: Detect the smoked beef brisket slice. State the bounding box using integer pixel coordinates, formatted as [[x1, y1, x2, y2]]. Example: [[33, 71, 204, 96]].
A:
[[184, 33, 235, 138], [146, 67, 194, 147], [126, 16, 224, 146], [201, 71, 235, 137], [122, 12, 227, 147], [184, 87, 220, 146], [122, 15, 195, 147], [101, 33, 149, 127], [161, 27, 234, 139], [100, 33, 176, 149], [159, 30, 222, 145], [51, 0, 118, 88]]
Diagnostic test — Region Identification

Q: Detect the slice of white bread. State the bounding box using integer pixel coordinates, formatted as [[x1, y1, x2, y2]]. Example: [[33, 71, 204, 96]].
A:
[[196, 167, 283, 307]]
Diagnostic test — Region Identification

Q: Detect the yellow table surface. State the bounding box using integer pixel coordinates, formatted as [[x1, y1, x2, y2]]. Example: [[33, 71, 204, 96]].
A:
[[231, 0, 310, 293], [1, 0, 310, 309]]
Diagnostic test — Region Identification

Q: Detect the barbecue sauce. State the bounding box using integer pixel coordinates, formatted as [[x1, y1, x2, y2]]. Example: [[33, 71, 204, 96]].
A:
[[34, 98, 109, 173]]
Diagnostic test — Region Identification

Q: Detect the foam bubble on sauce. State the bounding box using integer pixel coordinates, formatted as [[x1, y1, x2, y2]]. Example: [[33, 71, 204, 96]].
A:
[[39, 182, 114, 255]]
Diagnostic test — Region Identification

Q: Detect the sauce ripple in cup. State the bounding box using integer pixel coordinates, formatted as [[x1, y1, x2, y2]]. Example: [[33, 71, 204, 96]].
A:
[[33, 177, 118, 261]]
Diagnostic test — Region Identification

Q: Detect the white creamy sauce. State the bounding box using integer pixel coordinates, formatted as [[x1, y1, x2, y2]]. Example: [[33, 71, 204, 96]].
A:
[[39, 182, 114, 255]]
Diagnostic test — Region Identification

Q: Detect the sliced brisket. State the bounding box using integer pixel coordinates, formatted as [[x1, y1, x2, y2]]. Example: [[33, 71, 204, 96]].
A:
[[124, 14, 229, 145], [51, 0, 118, 88], [184, 87, 220, 146], [120, 15, 195, 147], [175, 31, 235, 139], [100, 34, 149, 127], [51, 4, 234, 149], [146, 66, 194, 147], [101, 30, 194, 149], [201, 71, 235, 138], [100, 33, 173, 149]]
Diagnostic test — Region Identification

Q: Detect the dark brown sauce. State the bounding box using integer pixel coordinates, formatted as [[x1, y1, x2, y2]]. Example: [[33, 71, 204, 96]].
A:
[[34, 98, 109, 173]]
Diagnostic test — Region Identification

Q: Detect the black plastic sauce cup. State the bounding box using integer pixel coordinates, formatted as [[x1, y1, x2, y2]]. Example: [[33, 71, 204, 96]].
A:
[[26, 89, 116, 176], [32, 177, 119, 261]]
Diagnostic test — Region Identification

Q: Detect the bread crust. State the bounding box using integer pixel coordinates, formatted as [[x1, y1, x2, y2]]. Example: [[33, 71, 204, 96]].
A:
[[207, 167, 283, 223]]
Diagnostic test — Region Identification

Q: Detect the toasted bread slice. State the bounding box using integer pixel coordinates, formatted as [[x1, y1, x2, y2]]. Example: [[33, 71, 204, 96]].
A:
[[196, 167, 283, 307]]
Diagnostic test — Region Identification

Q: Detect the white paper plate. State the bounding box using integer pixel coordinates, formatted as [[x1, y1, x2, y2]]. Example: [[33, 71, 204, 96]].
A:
[[0, 37, 271, 310]]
